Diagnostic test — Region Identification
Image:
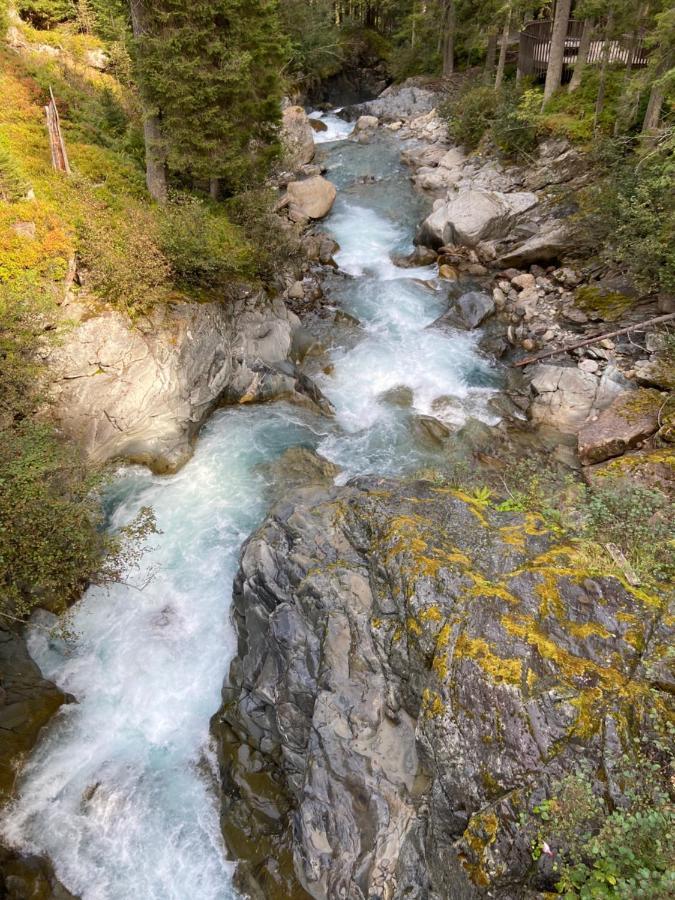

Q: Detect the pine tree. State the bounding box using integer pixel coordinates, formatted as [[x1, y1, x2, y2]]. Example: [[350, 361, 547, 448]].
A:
[[135, 0, 285, 195], [76, 0, 96, 33]]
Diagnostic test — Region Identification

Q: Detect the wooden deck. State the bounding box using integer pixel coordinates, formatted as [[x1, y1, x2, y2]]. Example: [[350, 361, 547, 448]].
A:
[[518, 20, 648, 83]]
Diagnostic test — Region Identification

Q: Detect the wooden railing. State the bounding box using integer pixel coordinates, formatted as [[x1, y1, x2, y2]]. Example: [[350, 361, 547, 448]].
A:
[[518, 20, 648, 83]]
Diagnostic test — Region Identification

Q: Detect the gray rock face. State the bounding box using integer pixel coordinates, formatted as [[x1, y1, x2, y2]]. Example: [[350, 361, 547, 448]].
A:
[[529, 364, 628, 433], [417, 190, 538, 249], [48, 295, 308, 473], [214, 479, 671, 899], [344, 82, 440, 122], [434, 291, 496, 330], [499, 224, 574, 267], [281, 106, 316, 171]]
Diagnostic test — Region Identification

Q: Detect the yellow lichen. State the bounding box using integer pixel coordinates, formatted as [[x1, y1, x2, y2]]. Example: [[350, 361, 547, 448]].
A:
[[461, 810, 499, 887], [455, 634, 522, 685], [422, 688, 444, 718]]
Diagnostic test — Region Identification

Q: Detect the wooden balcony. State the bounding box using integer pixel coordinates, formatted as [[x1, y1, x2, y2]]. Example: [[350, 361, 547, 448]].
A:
[[518, 19, 648, 83]]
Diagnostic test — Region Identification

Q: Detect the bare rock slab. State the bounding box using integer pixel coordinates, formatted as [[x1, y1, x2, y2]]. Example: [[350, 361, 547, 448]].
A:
[[284, 176, 337, 220]]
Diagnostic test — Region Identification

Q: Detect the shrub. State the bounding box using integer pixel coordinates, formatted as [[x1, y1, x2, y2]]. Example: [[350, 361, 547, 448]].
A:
[[441, 84, 499, 150], [577, 132, 675, 294], [78, 202, 172, 315], [530, 730, 675, 899], [226, 187, 303, 281], [17, 0, 75, 29], [0, 423, 105, 620], [158, 195, 255, 289]]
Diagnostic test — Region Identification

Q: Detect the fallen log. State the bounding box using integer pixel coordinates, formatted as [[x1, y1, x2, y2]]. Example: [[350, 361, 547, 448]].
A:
[[514, 312, 675, 367]]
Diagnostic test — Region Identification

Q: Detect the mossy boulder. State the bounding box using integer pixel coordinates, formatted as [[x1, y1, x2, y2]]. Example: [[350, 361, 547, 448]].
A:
[[213, 478, 672, 899]]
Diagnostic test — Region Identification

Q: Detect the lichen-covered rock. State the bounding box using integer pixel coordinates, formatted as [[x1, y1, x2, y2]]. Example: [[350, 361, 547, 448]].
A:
[[48, 295, 308, 473], [578, 388, 663, 465], [214, 478, 672, 899]]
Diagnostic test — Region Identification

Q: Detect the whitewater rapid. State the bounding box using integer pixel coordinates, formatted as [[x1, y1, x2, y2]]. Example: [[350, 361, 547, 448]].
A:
[[1, 119, 500, 899]]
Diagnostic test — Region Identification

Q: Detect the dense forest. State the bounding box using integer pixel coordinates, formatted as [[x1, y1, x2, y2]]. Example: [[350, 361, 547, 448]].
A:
[[0, 1, 673, 898]]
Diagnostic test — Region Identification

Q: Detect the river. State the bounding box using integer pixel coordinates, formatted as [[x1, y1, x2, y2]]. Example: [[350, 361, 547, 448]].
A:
[[1, 116, 501, 899]]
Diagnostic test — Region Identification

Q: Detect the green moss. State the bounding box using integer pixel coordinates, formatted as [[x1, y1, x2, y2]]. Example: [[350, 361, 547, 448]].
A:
[[575, 285, 635, 322]]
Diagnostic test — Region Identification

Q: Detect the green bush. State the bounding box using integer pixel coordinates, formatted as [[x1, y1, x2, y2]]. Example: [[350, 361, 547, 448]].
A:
[[17, 0, 75, 29], [158, 195, 255, 289], [577, 133, 675, 294], [441, 84, 499, 150], [226, 187, 302, 281], [0, 423, 105, 620], [530, 731, 675, 899]]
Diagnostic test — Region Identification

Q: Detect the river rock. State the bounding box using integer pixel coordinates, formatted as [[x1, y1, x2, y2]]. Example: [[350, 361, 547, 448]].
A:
[[47, 295, 304, 473], [309, 118, 327, 133], [583, 447, 675, 496], [529, 364, 628, 433], [434, 291, 496, 330], [354, 114, 379, 132], [214, 478, 672, 899], [284, 176, 337, 220], [343, 81, 440, 122], [499, 224, 573, 267], [578, 389, 663, 465], [417, 190, 538, 249], [281, 106, 316, 170]]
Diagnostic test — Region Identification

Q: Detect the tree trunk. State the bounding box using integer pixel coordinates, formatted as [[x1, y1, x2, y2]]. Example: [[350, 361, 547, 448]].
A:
[[484, 30, 498, 82], [594, 12, 614, 132], [442, 0, 455, 77], [542, 0, 572, 106], [129, 0, 168, 203], [568, 18, 594, 93], [642, 52, 672, 134], [209, 177, 220, 201], [494, 6, 511, 91]]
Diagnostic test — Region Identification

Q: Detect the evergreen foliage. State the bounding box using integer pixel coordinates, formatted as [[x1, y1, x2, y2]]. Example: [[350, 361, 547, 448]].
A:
[[135, 0, 286, 192]]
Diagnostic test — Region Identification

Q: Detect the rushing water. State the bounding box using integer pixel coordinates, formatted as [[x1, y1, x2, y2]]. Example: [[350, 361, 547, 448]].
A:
[[1, 120, 501, 899]]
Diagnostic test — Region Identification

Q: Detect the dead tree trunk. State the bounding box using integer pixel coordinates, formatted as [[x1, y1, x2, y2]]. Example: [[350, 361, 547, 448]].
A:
[[442, 0, 455, 77], [45, 88, 71, 174], [129, 0, 168, 203], [484, 30, 498, 82], [568, 18, 594, 92], [495, 6, 511, 91], [542, 0, 572, 106]]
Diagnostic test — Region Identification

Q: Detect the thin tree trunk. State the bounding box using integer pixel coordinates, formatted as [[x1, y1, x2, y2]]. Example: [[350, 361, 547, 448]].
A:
[[209, 177, 220, 201], [642, 52, 671, 134], [568, 18, 594, 93], [495, 6, 511, 91], [442, 0, 455, 77], [129, 0, 168, 203], [594, 12, 614, 133], [614, 27, 640, 135], [542, 0, 572, 106], [484, 30, 498, 82]]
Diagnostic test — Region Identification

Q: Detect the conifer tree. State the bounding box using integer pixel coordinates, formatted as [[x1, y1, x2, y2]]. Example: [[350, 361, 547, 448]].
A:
[[135, 0, 285, 196]]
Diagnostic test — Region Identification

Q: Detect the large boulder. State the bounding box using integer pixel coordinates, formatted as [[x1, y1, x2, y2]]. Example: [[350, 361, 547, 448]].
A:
[[529, 364, 628, 433], [284, 176, 337, 220], [48, 295, 305, 473], [343, 81, 440, 122], [578, 388, 664, 465], [417, 190, 538, 249], [281, 106, 316, 170], [499, 224, 574, 267], [433, 291, 496, 330], [213, 478, 672, 900]]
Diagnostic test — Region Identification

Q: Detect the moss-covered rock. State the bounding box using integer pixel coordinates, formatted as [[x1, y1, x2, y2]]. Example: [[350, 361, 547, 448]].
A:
[[213, 477, 672, 899]]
